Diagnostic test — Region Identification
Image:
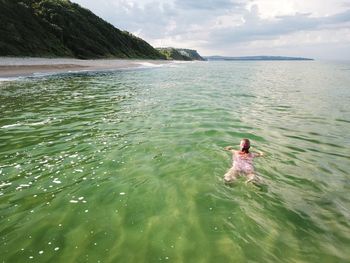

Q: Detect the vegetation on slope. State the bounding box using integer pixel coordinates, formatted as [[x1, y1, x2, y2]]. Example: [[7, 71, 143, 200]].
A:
[[0, 0, 165, 59]]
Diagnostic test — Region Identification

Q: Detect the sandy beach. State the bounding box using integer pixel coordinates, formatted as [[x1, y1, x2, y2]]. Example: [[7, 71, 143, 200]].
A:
[[0, 57, 173, 78]]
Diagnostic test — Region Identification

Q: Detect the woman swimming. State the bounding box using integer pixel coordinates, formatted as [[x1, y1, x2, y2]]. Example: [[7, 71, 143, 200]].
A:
[[224, 139, 263, 184]]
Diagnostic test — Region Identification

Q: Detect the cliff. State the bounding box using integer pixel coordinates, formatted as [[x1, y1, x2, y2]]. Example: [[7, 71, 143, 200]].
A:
[[157, 48, 205, 61]]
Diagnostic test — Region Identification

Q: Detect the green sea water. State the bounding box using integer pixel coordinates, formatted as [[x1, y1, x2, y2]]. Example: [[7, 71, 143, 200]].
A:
[[0, 61, 349, 263]]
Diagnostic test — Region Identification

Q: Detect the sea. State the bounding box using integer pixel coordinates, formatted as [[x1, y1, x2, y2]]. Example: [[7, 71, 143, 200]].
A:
[[0, 60, 349, 263]]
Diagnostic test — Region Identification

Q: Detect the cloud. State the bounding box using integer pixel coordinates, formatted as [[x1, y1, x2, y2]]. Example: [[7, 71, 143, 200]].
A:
[[72, 0, 350, 59], [72, 0, 176, 38], [73, 0, 245, 40], [208, 7, 350, 46], [174, 0, 241, 10]]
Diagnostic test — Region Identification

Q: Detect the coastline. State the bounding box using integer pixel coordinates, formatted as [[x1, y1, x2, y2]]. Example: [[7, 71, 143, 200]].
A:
[[0, 57, 174, 79]]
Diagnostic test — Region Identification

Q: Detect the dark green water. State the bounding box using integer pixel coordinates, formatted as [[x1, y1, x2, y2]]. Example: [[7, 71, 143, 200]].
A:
[[1, 61, 349, 263]]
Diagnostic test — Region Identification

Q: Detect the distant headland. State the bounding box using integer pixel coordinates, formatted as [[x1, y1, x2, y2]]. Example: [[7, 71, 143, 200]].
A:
[[204, 56, 314, 61]]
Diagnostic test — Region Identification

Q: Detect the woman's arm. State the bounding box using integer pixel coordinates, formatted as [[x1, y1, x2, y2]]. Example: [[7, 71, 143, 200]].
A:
[[224, 146, 237, 153], [253, 151, 264, 157]]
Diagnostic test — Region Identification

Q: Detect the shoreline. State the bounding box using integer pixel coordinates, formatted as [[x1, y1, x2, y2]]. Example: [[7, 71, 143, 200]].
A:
[[0, 57, 175, 79]]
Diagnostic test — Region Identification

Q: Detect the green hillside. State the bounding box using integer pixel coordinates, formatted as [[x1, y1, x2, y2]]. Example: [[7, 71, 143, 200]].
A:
[[157, 48, 205, 61], [0, 0, 165, 59]]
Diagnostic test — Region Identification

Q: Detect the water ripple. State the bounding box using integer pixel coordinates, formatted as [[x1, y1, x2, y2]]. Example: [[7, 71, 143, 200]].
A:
[[0, 61, 349, 262]]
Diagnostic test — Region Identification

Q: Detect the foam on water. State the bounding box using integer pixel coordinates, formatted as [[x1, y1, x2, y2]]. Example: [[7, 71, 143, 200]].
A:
[[1, 118, 52, 129], [136, 62, 165, 68], [0, 76, 23, 82]]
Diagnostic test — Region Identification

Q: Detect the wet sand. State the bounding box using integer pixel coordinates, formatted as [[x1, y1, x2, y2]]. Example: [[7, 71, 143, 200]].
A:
[[0, 64, 90, 77], [0, 57, 172, 78]]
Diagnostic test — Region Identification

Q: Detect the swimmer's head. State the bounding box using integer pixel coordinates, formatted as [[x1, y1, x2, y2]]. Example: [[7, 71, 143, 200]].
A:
[[240, 139, 250, 153]]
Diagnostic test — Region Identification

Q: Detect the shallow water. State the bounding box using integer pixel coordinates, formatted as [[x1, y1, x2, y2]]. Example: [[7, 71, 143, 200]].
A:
[[0, 61, 349, 263]]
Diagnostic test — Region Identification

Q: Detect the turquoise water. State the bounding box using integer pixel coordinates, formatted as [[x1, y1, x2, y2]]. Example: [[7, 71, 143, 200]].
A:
[[0, 61, 349, 262]]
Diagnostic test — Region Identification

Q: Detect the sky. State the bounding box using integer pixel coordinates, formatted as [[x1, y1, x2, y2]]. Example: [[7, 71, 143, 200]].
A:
[[72, 0, 350, 60]]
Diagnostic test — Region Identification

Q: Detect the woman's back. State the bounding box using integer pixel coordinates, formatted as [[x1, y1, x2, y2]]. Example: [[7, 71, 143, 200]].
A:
[[233, 152, 255, 173]]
